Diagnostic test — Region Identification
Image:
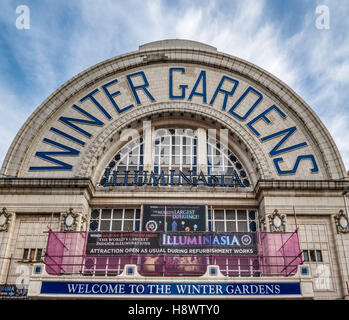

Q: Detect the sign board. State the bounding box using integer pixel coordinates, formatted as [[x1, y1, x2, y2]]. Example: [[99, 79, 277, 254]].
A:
[[40, 281, 301, 296], [142, 204, 206, 232], [0, 284, 28, 299], [85, 231, 257, 255]]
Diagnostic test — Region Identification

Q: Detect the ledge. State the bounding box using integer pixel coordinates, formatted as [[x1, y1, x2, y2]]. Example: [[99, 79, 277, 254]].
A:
[[254, 179, 349, 197], [1, 178, 348, 199], [0, 177, 91, 188]]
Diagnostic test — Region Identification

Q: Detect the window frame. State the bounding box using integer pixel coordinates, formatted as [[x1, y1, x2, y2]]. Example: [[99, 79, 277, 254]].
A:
[[89, 208, 141, 232], [302, 249, 323, 263], [22, 248, 44, 263], [207, 208, 258, 232]]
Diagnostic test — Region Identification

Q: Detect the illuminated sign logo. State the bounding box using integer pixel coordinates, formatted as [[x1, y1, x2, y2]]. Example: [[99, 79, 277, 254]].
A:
[[145, 221, 158, 232], [241, 235, 252, 246]]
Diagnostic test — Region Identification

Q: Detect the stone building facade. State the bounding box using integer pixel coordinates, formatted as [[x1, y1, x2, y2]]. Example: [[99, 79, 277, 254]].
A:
[[0, 39, 348, 299]]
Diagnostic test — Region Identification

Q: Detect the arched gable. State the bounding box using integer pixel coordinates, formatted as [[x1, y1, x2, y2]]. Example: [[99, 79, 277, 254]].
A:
[[1, 39, 346, 182]]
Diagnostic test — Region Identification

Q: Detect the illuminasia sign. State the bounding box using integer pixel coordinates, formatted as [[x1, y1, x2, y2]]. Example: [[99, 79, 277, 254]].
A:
[[102, 169, 250, 188], [85, 231, 257, 255]]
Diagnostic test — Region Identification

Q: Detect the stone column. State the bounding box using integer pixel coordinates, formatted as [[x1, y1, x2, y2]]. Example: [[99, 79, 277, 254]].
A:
[[0, 211, 16, 284], [197, 128, 207, 174], [143, 120, 152, 171], [330, 214, 349, 299]]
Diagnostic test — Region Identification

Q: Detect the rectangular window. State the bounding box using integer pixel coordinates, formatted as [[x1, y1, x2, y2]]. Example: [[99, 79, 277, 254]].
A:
[[36, 249, 43, 261], [316, 250, 323, 262], [208, 208, 258, 232], [302, 249, 323, 263], [303, 250, 309, 262], [309, 250, 316, 262], [90, 208, 141, 232], [29, 249, 36, 261], [23, 248, 29, 260], [23, 248, 43, 262]]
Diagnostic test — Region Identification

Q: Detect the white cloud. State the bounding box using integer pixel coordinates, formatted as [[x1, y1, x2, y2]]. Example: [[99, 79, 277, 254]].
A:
[[0, 87, 31, 167]]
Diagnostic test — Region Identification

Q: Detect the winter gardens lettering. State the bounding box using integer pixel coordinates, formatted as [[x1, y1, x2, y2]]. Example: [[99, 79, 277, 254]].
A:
[[29, 68, 319, 176]]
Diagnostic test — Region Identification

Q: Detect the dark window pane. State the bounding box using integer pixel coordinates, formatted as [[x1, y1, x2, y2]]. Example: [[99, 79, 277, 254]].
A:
[[100, 220, 110, 231], [238, 222, 248, 232], [112, 221, 122, 231], [124, 209, 134, 219], [214, 210, 224, 220], [91, 209, 99, 219], [118, 166, 126, 173], [215, 221, 225, 232], [23, 249, 29, 260], [309, 250, 316, 262], [303, 251, 309, 262], [135, 209, 141, 219], [226, 210, 235, 220], [113, 209, 123, 219], [123, 220, 133, 231], [90, 221, 99, 231], [249, 221, 257, 232], [249, 210, 256, 220], [226, 221, 236, 232], [109, 161, 115, 168], [316, 250, 323, 262], [101, 209, 111, 219], [237, 210, 247, 220], [36, 249, 43, 261]]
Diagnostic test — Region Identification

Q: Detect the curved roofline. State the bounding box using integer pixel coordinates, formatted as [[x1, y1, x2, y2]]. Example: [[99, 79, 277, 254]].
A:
[[139, 39, 217, 52], [1, 39, 346, 179]]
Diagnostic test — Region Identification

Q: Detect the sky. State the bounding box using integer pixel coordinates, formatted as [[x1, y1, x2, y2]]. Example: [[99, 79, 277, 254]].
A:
[[0, 0, 349, 171]]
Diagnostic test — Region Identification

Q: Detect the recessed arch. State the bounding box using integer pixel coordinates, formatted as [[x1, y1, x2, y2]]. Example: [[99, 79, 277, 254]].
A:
[[84, 104, 268, 187]]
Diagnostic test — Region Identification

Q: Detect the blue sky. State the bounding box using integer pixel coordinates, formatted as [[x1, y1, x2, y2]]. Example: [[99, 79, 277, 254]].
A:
[[1, 0, 349, 171]]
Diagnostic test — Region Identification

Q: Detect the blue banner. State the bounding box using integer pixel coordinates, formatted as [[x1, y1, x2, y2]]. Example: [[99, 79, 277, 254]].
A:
[[41, 281, 301, 296]]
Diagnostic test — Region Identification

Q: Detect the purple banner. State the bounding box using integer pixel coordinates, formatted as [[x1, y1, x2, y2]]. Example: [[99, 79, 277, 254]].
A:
[[85, 232, 257, 255]]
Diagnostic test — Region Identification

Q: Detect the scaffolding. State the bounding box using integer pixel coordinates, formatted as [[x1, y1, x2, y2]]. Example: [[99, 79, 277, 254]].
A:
[[44, 231, 302, 277]]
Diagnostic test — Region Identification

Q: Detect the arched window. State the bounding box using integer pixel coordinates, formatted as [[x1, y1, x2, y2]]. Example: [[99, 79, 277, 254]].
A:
[[153, 128, 197, 175], [100, 128, 250, 187], [100, 136, 144, 186], [207, 136, 250, 187]]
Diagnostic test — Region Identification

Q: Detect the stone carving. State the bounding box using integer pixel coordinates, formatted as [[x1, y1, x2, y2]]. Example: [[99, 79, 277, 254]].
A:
[[0, 208, 11, 232], [268, 209, 286, 232], [61, 208, 79, 232], [334, 210, 349, 234]]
